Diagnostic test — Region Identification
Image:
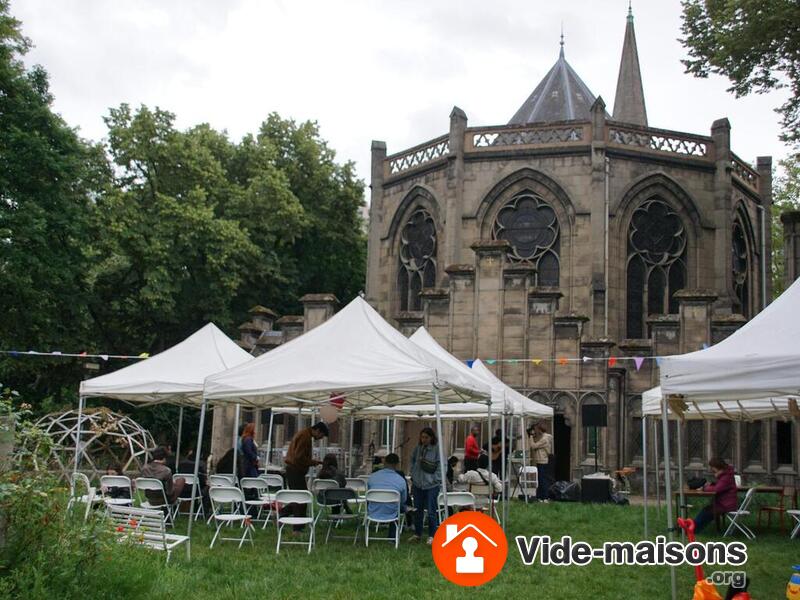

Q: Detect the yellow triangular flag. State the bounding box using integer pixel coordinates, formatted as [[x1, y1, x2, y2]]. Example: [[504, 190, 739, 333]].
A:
[[138, 352, 149, 358], [532, 359, 542, 366]]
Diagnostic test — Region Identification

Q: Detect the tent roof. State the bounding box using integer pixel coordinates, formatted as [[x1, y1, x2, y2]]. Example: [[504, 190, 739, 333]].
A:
[[641, 386, 795, 421], [660, 277, 800, 402], [79, 323, 252, 405], [203, 297, 491, 408], [471, 359, 553, 419]]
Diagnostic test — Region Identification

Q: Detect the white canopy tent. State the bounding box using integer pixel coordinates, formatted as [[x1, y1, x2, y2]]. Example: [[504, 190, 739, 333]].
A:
[[200, 297, 492, 538]]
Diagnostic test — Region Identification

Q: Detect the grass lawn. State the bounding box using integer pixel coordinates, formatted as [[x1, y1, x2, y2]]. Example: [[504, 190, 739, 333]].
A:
[[62, 497, 797, 600]]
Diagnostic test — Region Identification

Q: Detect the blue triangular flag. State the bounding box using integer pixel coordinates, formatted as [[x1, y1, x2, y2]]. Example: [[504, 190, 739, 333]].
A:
[[466, 360, 474, 368]]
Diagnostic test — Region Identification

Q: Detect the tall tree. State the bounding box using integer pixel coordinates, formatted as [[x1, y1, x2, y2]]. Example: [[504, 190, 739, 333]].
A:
[[771, 154, 800, 295], [680, 0, 800, 144], [0, 0, 106, 402]]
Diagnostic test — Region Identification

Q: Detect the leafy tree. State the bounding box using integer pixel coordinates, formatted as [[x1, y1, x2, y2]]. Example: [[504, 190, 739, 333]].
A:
[[771, 154, 800, 295], [0, 0, 106, 402], [680, 0, 800, 145]]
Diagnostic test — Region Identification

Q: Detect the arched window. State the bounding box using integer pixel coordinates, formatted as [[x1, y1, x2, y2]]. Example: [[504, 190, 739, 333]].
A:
[[492, 192, 560, 286], [732, 211, 751, 317], [397, 208, 437, 311], [626, 199, 687, 338]]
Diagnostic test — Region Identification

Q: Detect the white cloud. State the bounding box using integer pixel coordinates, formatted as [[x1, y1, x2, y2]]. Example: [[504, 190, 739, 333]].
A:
[[11, 0, 790, 186]]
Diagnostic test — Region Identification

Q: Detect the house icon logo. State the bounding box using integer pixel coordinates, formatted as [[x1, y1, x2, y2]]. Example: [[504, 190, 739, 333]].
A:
[[432, 511, 508, 586]]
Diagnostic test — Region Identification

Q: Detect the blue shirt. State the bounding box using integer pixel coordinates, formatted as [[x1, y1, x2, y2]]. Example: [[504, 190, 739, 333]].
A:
[[367, 467, 408, 521]]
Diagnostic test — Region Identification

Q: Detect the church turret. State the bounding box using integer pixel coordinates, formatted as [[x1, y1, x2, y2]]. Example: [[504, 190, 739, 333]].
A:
[[612, 4, 648, 126]]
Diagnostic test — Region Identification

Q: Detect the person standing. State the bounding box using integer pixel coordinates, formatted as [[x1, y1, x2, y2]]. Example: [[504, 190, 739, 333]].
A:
[[409, 427, 441, 545], [464, 425, 481, 472], [239, 422, 260, 479], [283, 421, 329, 531], [528, 422, 553, 501]]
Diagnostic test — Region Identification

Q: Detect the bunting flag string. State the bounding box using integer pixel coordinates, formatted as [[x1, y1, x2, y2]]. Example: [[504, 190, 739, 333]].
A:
[[465, 355, 673, 367], [0, 350, 149, 361]]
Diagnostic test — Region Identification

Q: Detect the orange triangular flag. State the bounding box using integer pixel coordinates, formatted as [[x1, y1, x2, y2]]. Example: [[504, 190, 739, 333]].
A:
[[557, 357, 568, 366]]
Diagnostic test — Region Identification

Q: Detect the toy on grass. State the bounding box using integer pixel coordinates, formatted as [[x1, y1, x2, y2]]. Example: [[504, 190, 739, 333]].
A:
[[787, 565, 800, 600], [677, 518, 723, 600]]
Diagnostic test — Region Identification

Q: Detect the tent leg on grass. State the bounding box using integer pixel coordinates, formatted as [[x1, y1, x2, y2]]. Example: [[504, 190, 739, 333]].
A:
[[661, 398, 677, 600], [74, 395, 85, 474], [676, 420, 685, 541], [175, 406, 184, 472], [187, 398, 208, 561], [643, 415, 648, 538], [266, 409, 274, 468], [653, 418, 661, 516], [348, 415, 355, 477], [501, 409, 506, 529], [434, 387, 448, 516]]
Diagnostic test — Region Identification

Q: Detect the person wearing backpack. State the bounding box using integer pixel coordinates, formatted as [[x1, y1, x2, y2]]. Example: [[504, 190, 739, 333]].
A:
[[458, 453, 502, 494], [409, 427, 441, 545]]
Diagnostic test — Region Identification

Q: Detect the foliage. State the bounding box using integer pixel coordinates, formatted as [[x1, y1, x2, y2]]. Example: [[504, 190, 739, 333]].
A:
[[0, 388, 114, 600], [771, 154, 800, 296], [680, 0, 800, 145]]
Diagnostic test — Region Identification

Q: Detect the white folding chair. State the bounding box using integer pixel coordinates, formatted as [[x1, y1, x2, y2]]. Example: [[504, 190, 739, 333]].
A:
[[99, 475, 134, 510], [723, 487, 757, 539], [174, 473, 205, 520], [135, 477, 178, 526], [320, 488, 361, 544], [209, 474, 236, 487], [258, 474, 284, 528], [240, 477, 271, 525], [734, 474, 743, 487], [311, 479, 340, 525], [345, 478, 367, 514], [518, 466, 538, 502], [208, 486, 254, 549], [469, 483, 499, 520], [275, 490, 315, 554], [68, 472, 102, 521], [437, 491, 476, 522], [364, 489, 403, 549], [788, 509, 800, 539]]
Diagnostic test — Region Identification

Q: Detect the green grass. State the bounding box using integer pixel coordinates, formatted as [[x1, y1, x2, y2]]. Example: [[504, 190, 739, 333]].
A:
[[60, 499, 797, 600]]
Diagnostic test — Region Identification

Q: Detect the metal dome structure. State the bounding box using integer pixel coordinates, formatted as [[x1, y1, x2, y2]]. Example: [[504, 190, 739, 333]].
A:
[[35, 407, 155, 480]]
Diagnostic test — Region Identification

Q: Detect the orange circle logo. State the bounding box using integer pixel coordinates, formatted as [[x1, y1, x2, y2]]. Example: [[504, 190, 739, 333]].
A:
[[432, 511, 508, 587]]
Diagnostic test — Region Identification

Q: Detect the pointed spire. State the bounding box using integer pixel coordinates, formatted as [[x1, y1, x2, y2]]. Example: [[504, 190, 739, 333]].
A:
[[613, 3, 648, 126], [559, 23, 565, 58]]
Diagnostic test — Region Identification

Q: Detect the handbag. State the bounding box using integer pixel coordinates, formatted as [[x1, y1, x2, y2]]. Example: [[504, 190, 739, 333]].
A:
[[419, 447, 438, 474]]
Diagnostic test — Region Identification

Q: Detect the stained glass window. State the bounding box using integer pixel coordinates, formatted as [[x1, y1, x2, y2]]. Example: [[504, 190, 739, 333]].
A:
[[732, 212, 751, 317], [492, 192, 560, 286], [398, 208, 437, 311], [626, 199, 687, 338]]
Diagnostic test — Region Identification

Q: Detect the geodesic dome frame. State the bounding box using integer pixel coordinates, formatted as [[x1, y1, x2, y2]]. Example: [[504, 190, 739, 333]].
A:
[[35, 407, 155, 480]]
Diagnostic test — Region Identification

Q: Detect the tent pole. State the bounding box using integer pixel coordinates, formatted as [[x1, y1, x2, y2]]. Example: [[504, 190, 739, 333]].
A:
[[643, 415, 648, 538], [653, 418, 661, 515], [501, 409, 506, 529], [392, 418, 398, 454], [433, 387, 448, 516], [676, 419, 686, 541], [348, 415, 355, 477], [186, 397, 208, 560], [74, 395, 85, 474], [175, 406, 184, 472], [266, 409, 274, 469], [661, 397, 677, 600], [232, 404, 241, 480]]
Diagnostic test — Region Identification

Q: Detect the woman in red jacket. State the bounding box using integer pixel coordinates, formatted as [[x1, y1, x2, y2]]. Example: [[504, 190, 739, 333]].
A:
[[693, 457, 739, 533]]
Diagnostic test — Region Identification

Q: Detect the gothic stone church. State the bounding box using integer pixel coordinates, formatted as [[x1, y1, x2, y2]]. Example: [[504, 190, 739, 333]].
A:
[[214, 11, 798, 487]]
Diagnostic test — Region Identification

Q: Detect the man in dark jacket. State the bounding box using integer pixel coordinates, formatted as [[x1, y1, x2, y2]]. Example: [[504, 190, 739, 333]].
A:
[[282, 421, 329, 530]]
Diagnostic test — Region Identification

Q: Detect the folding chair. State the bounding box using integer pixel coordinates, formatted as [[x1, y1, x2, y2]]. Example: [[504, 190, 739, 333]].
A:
[[174, 473, 205, 521], [310, 479, 341, 526], [364, 489, 403, 549], [345, 478, 367, 513], [99, 475, 134, 510], [788, 509, 800, 539], [469, 483, 499, 520], [723, 487, 756, 539], [135, 477, 178, 526], [275, 490, 315, 554], [518, 466, 538, 502], [258, 474, 284, 528], [68, 472, 102, 521], [320, 488, 361, 544], [240, 477, 270, 525], [208, 486, 254, 549], [209, 474, 237, 487], [437, 491, 476, 522]]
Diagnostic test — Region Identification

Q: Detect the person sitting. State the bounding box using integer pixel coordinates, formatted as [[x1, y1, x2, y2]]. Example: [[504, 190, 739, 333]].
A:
[[140, 446, 185, 506], [317, 453, 346, 487], [367, 453, 408, 538], [458, 454, 502, 495], [446, 456, 459, 491], [692, 457, 738, 534], [102, 463, 130, 499]]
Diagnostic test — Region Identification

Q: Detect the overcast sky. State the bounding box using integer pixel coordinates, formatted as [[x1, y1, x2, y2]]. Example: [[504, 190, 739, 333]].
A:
[[11, 0, 792, 187]]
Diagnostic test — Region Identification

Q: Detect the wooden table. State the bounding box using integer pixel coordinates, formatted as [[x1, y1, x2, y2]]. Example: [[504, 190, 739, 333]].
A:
[[673, 486, 790, 520]]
